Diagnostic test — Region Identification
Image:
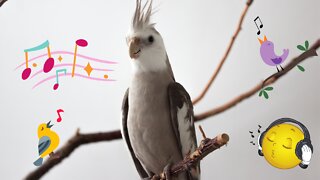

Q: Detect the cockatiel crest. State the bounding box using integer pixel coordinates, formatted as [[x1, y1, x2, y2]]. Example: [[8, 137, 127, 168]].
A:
[[131, 0, 155, 30]]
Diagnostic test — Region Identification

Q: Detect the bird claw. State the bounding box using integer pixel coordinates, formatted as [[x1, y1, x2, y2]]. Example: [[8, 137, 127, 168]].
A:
[[143, 177, 154, 180], [161, 163, 173, 180], [49, 152, 60, 160], [280, 65, 284, 71], [143, 175, 159, 180]]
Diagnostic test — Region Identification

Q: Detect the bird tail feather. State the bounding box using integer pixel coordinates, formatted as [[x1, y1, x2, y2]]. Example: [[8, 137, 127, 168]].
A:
[[33, 157, 43, 166]]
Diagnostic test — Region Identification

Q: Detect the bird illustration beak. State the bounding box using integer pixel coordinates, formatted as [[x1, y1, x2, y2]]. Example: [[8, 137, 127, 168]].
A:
[[258, 35, 268, 45], [47, 121, 53, 128], [129, 37, 141, 59]]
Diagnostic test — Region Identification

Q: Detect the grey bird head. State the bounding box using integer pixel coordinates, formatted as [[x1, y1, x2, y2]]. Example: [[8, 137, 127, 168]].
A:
[[126, 0, 168, 73]]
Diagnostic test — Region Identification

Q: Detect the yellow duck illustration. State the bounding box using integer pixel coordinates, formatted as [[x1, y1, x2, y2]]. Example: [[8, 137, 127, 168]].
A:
[[33, 121, 60, 166]]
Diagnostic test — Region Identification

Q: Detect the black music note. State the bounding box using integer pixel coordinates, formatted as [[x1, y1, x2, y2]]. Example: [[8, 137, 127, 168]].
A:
[[254, 16, 263, 35], [249, 131, 254, 138], [250, 141, 256, 145], [258, 125, 262, 133]]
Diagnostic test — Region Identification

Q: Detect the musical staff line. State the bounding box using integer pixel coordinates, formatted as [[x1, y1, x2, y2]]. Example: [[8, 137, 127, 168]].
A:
[[15, 50, 118, 70], [32, 73, 116, 89], [29, 63, 114, 79]]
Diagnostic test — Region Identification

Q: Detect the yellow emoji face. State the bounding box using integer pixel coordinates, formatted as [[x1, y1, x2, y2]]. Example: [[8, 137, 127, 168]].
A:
[[262, 123, 304, 169]]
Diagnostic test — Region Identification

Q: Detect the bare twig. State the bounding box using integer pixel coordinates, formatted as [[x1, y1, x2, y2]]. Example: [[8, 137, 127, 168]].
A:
[[194, 39, 320, 121], [0, 0, 8, 7], [198, 125, 207, 139], [192, 0, 254, 105], [24, 129, 121, 180], [152, 133, 230, 180]]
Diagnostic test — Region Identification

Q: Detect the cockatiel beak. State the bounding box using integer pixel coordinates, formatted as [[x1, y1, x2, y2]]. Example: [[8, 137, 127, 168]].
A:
[[258, 35, 268, 45], [129, 37, 141, 59]]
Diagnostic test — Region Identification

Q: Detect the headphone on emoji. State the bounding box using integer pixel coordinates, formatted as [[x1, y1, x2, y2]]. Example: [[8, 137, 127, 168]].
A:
[[258, 118, 313, 161]]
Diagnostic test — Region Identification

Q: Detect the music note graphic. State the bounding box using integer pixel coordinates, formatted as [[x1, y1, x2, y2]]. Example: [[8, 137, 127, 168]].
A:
[[22, 40, 55, 80], [56, 109, 64, 122], [53, 69, 67, 90], [249, 131, 254, 138], [250, 141, 256, 145], [71, 39, 88, 77], [254, 16, 263, 35], [258, 125, 262, 133]]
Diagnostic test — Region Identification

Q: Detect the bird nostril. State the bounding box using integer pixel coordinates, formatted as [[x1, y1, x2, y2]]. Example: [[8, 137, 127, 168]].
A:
[[131, 37, 140, 44]]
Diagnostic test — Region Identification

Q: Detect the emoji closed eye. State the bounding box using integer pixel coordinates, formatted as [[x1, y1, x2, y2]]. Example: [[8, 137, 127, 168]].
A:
[[267, 132, 276, 142], [282, 138, 292, 149]]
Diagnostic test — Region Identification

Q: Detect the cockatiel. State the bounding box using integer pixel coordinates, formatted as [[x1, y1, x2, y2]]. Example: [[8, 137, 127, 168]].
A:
[[121, 0, 200, 180]]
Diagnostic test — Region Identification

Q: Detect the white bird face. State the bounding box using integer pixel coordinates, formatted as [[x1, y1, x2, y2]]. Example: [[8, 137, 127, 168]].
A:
[[127, 0, 168, 73], [127, 27, 167, 72], [127, 27, 157, 58]]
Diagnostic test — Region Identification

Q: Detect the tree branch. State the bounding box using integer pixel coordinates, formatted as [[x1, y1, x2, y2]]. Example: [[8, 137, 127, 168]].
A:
[[25, 39, 317, 180], [23, 1, 255, 179], [0, 0, 8, 7], [192, 0, 253, 105], [24, 129, 122, 180], [21, 0, 319, 179], [23, 19, 319, 180], [152, 132, 229, 180], [194, 39, 320, 121], [261, 48, 318, 89]]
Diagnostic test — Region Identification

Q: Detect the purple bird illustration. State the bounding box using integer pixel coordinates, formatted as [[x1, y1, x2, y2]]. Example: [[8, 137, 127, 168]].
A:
[[258, 35, 289, 72]]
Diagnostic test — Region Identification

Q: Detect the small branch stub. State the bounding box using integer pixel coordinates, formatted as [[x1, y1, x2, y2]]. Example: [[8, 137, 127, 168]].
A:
[[198, 125, 207, 139]]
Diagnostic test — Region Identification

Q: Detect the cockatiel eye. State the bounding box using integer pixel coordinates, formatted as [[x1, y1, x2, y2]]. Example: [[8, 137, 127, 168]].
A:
[[148, 35, 154, 43]]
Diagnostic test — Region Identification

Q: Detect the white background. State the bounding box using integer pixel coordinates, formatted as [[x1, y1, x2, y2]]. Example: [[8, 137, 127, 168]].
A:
[[0, 0, 319, 179]]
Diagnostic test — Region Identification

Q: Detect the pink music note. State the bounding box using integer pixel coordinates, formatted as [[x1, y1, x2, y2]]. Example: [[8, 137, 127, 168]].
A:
[[22, 40, 55, 80], [56, 109, 64, 122], [71, 39, 88, 77]]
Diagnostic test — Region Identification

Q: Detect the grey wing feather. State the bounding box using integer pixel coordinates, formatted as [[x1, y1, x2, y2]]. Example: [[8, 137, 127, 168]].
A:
[[38, 136, 51, 155], [168, 82, 200, 180], [121, 88, 149, 178]]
